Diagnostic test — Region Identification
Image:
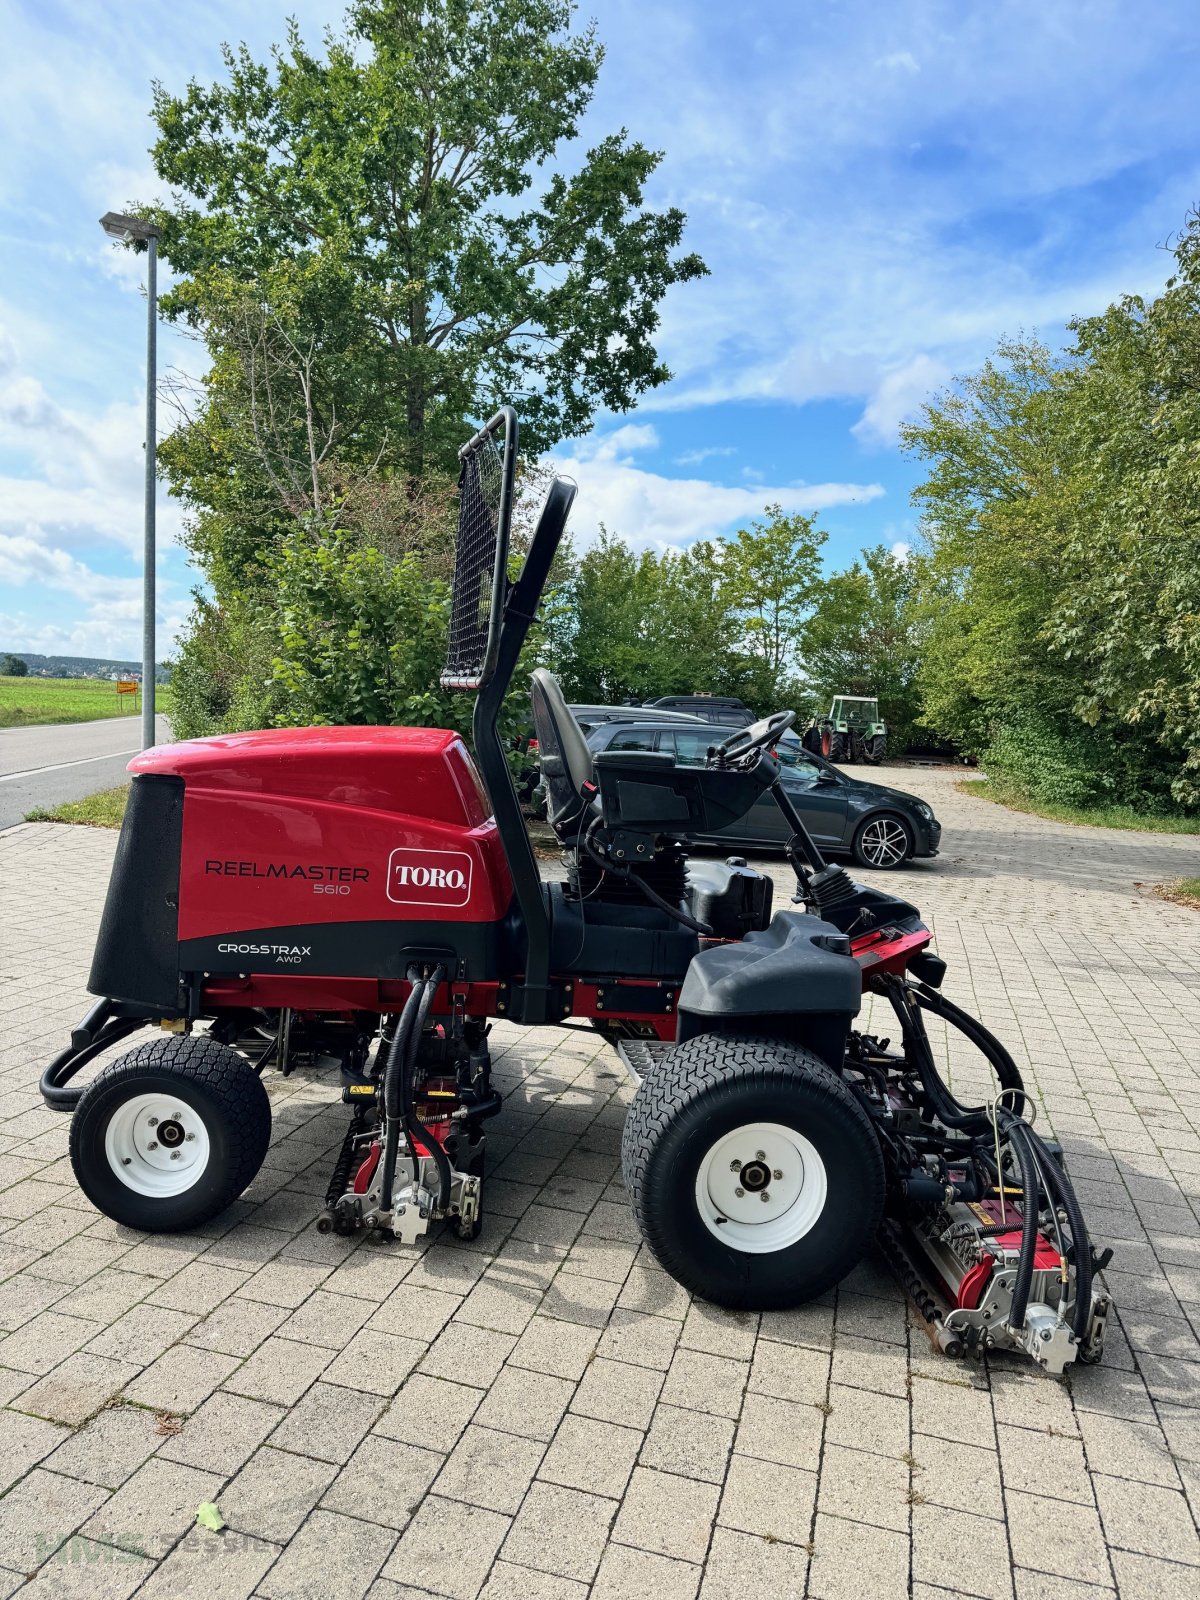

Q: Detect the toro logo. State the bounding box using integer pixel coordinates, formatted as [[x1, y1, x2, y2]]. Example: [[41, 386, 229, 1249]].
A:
[[387, 847, 473, 908]]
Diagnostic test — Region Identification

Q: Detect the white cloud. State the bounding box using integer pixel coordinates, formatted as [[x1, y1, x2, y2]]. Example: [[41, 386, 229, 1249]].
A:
[[553, 427, 883, 551], [890, 540, 912, 561], [675, 445, 736, 466], [0, 328, 184, 557], [851, 355, 952, 447]]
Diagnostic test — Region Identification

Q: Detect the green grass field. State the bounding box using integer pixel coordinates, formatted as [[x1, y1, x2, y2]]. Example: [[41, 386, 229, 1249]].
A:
[[958, 777, 1200, 835], [0, 675, 169, 729], [26, 786, 129, 828]]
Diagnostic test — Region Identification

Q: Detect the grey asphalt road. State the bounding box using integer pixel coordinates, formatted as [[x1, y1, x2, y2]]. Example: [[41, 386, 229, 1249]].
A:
[[0, 714, 172, 830]]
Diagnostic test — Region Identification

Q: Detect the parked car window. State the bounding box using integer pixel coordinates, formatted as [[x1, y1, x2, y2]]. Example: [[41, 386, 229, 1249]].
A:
[[607, 726, 658, 752], [779, 752, 822, 782], [668, 729, 719, 766]]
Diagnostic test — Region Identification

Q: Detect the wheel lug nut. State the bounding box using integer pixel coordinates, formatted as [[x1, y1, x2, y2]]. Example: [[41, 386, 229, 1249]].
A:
[[147, 1117, 158, 1127], [761, 1191, 770, 1203], [185, 1132, 195, 1142], [773, 1169, 783, 1180], [734, 1187, 745, 1198], [170, 1152, 181, 1161], [147, 1141, 158, 1150], [755, 1150, 766, 1160], [729, 1160, 740, 1171]]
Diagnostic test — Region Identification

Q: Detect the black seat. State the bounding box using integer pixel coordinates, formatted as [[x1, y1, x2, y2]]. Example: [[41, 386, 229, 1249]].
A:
[[530, 670, 596, 837]]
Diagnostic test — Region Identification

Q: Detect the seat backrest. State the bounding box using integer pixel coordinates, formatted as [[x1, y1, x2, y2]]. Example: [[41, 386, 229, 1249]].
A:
[[530, 669, 595, 834]]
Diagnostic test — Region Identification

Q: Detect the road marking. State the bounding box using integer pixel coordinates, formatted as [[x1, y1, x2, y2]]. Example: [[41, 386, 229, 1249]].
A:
[[0, 748, 140, 783]]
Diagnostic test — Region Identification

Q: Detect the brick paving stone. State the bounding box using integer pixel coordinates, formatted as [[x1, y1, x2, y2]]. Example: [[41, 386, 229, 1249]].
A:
[[267, 1381, 386, 1464], [612, 1466, 720, 1563], [912, 1501, 1015, 1600], [386, 1497, 511, 1598], [502, 1480, 614, 1582], [5, 773, 1200, 1599], [13, 1351, 141, 1427], [699, 1527, 810, 1600], [538, 1413, 642, 1498], [472, 1364, 574, 1441], [214, 1446, 337, 1543], [592, 1543, 700, 1600], [809, 1512, 908, 1600], [374, 1373, 482, 1452], [43, 1401, 163, 1488], [80, 1456, 223, 1562], [433, 1423, 545, 1514], [508, 1315, 599, 1380]]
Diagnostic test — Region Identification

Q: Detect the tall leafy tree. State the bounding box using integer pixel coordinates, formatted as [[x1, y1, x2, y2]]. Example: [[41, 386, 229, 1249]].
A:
[[147, 0, 705, 511]]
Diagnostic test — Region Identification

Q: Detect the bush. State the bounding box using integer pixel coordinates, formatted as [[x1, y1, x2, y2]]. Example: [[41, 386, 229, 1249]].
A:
[[983, 710, 1182, 813]]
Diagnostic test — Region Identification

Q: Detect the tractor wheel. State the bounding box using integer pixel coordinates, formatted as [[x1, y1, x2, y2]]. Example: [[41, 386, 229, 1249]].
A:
[[802, 725, 823, 756], [621, 1035, 884, 1309], [70, 1033, 272, 1232], [852, 812, 913, 870], [828, 732, 848, 763], [863, 734, 888, 765]]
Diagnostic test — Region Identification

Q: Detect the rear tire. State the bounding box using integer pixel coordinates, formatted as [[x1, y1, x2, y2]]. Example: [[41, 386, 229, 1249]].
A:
[[621, 1035, 884, 1309], [829, 732, 848, 763], [70, 1034, 272, 1232]]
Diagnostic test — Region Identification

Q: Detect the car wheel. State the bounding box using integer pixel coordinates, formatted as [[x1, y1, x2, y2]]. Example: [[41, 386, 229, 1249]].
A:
[[622, 1034, 884, 1308], [852, 812, 913, 869]]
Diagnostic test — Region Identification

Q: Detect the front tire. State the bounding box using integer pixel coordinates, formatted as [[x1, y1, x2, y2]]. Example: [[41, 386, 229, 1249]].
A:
[[621, 1035, 884, 1309], [863, 733, 888, 765], [70, 1034, 272, 1232], [852, 812, 913, 870]]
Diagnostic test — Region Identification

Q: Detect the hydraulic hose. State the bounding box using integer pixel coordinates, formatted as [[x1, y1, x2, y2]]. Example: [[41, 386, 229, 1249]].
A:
[[378, 973, 426, 1213], [912, 985, 1027, 1114], [1020, 1124, 1095, 1341], [1004, 1118, 1043, 1331], [40, 1019, 146, 1111], [885, 974, 1097, 1342], [402, 965, 452, 1213]]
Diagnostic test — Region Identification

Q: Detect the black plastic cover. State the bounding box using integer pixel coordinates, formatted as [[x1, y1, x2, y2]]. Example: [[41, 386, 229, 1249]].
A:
[[592, 748, 773, 836], [686, 860, 773, 940], [676, 910, 861, 1064], [88, 773, 184, 1013]]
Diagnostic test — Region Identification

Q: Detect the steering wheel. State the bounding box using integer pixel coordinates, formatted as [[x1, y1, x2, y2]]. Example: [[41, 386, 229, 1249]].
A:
[[713, 709, 796, 766]]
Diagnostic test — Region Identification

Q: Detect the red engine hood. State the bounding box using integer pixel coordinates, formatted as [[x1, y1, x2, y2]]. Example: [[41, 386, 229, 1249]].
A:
[[131, 725, 492, 828]]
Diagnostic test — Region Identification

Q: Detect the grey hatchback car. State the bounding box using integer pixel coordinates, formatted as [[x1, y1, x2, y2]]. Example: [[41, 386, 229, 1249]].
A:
[[585, 719, 941, 869]]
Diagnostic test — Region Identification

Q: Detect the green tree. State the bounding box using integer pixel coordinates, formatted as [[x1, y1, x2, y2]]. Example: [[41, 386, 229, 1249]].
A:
[[146, 0, 705, 512], [724, 506, 826, 709], [901, 210, 1200, 810], [1, 654, 28, 677], [802, 545, 923, 747]]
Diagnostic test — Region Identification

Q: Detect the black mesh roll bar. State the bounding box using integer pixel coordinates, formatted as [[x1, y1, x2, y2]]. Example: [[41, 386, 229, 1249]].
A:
[[444, 407, 576, 1022]]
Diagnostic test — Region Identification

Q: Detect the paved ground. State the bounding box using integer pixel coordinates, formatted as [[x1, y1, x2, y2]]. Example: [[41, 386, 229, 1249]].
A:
[[0, 767, 1198, 1600], [0, 716, 172, 830]]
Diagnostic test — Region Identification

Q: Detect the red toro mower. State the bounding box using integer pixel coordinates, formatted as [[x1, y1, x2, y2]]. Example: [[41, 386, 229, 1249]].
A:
[[43, 409, 1110, 1374]]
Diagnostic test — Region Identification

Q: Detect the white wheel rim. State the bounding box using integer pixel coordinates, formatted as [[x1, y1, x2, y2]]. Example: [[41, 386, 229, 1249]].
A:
[[694, 1121, 828, 1254], [104, 1093, 211, 1198], [860, 817, 908, 866]]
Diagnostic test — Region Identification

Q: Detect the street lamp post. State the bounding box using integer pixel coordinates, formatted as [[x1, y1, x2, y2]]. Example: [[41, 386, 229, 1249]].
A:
[[99, 211, 160, 750]]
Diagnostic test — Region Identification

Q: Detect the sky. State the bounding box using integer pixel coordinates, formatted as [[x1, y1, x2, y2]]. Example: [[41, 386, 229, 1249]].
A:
[[1, 0, 1198, 662]]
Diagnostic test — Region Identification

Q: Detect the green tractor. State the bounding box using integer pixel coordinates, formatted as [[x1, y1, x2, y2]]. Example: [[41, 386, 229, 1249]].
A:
[[802, 695, 888, 765]]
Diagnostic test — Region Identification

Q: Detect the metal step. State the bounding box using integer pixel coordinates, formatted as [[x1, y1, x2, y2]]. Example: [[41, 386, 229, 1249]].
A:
[[615, 1038, 675, 1088]]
